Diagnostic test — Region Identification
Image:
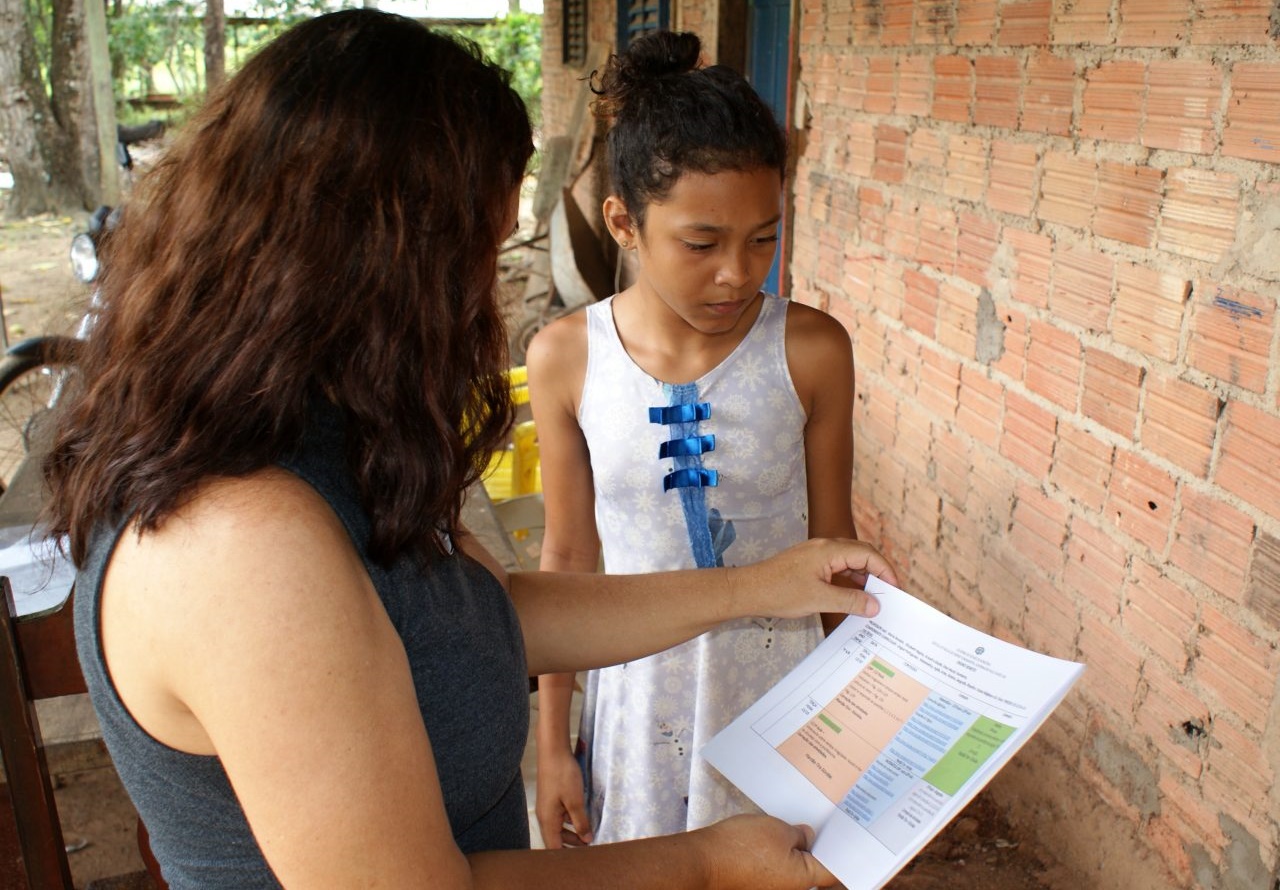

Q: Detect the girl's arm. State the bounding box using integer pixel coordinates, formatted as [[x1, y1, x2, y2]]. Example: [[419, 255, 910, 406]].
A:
[[785, 302, 860, 634], [525, 313, 600, 847], [102, 470, 865, 889]]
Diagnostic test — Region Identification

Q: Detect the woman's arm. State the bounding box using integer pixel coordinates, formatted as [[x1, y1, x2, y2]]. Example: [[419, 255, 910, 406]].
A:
[[512, 537, 889, 676], [786, 302, 860, 634], [103, 471, 858, 889], [526, 312, 600, 847]]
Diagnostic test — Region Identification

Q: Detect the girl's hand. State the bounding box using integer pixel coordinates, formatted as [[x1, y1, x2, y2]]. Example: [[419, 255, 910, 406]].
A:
[[535, 746, 593, 848], [726, 538, 897, 621], [697, 815, 839, 889]]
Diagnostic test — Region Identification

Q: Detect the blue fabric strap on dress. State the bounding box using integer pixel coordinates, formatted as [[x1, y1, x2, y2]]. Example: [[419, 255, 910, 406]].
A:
[[658, 435, 715, 459], [652, 384, 717, 568], [649, 403, 711, 424]]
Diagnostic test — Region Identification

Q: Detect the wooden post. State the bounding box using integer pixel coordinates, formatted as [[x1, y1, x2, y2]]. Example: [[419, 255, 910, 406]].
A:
[[83, 0, 119, 205]]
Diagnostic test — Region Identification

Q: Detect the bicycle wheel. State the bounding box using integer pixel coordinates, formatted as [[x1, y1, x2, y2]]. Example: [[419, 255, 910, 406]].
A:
[[0, 337, 79, 494]]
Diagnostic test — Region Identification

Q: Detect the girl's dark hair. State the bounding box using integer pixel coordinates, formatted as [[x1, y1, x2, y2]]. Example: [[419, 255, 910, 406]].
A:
[[43, 9, 534, 567], [591, 30, 786, 225]]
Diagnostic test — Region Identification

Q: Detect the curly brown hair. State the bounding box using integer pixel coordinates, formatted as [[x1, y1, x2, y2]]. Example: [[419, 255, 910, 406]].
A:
[[43, 9, 534, 567]]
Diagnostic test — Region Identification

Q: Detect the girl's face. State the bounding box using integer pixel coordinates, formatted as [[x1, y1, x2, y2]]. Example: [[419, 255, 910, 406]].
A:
[[617, 166, 783, 336]]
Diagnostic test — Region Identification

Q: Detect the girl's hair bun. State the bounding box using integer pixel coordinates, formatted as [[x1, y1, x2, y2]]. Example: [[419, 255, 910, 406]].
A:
[[591, 31, 703, 122]]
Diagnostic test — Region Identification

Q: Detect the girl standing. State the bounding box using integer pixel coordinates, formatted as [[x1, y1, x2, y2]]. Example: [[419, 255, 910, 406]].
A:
[[530, 30, 859, 848]]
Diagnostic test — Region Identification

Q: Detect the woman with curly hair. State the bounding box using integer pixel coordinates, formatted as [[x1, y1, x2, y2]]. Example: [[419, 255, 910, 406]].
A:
[[44, 10, 892, 888]]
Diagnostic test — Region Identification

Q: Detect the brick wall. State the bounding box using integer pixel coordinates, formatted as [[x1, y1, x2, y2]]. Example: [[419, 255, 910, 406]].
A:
[[787, 1, 1280, 887], [540, 1, 1280, 886]]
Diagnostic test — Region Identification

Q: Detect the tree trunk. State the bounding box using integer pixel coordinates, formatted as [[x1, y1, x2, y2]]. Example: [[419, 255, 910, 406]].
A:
[[204, 0, 225, 93], [50, 0, 99, 206], [0, 0, 84, 217]]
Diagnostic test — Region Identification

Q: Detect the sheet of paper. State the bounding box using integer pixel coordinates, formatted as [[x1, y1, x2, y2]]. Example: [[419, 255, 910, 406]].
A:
[[702, 575, 1084, 890], [0, 525, 75, 618]]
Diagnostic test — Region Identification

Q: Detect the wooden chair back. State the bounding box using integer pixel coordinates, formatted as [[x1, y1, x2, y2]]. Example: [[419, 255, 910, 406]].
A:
[[0, 577, 83, 888], [0, 577, 164, 889]]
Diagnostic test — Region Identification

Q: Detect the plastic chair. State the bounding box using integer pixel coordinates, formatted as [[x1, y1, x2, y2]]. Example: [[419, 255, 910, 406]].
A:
[[0, 579, 164, 889]]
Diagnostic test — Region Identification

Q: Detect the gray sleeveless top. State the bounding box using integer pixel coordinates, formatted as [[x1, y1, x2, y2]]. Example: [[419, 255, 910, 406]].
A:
[[74, 404, 530, 888]]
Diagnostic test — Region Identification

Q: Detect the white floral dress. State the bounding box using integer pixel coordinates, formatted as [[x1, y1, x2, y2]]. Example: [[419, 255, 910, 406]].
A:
[[575, 294, 823, 842]]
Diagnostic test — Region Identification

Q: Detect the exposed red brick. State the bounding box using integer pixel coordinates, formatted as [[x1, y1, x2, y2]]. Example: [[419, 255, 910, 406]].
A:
[[1196, 605, 1275, 730], [1156, 773, 1230, 856], [835, 54, 870, 111], [1079, 613, 1142, 716], [1080, 61, 1146, 144], [860, 379, 899, 455], [1192, 0, 1276, 45], [902, 267, 938, 339], [870, 258, 906, 322], [916, 202, 958, 273], [1011, 480, 1070, 572], [957, 367, 1003, 449], [865, 55, 897, 114], [1124, 559, 1197, 671], [1025, 319, 1082, 410], [873, 124, 909, 183], [956, 211, 1000, 288], [1158, 168, 1240, 263], [1223, 63, 1280, 164], [975, 55, 1023, 128], [853, 2, 880, 45], [1106, 449, 1177, 553], [955, 0, 998, 45], [1137, 665, 1208, 779], [1094, 161, 1163, 247], [1117, 0, 1191, 46], [1215, 401, 1280, 516], [1005, 228, 1052, 308], [897, 55, 932, 116], [885, 197, 920, 260], [1065, 514, 1126, 613], [1113, 262, 1188, 362], [933, 54, 974, 122], [906, 127, 946, 192], [1202, 720, 1275, 850], [995, 305, 1029, 381], [897, 398, 935, 478], [1082, 348, 1142, 437], [999, 0, 1052, 45], [1053, 423, 1114, 512], [1052, 0, 1113, 44], [913, 1, 956, 46], [1023, 568, 1079, 658], [988, 140, 1039, 217], [918, 346, 961, 421], [1039, 150, 1097, 229], [881, 0, 915, 46], [1051, 245, 1114, 332], [945, 134, 988, 201], [1002, 390, 1057, 478], [1141, 373, 1220, 478], [937, 281, 979, 358], [943, 501, 983, 588], [1188, 281, 1274, 393], [976, 538, 1029, 630], [1143, 61, 1222, 155], [1245, 531, 1280, 631], [1170, 486, 1253, 602], [1023, 51, 1076, 135]]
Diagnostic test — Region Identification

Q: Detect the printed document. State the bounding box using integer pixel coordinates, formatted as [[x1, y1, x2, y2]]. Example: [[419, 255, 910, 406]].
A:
[[702, 575, 1084, 890]]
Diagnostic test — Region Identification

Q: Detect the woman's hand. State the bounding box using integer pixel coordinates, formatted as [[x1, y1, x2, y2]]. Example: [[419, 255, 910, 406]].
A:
[[535, 746, 593, 848], [725, 538, 897, 622], [696, 815, 839, 889]]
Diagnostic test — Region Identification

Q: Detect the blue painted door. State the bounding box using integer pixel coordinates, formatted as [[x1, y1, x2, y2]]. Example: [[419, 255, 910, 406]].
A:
[[747, 0, 791, 296]]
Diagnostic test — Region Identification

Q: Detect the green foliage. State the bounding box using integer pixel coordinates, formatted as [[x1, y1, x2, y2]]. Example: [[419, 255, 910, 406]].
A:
[[107, 0, 328, 106], [442, 12, 543, 131]]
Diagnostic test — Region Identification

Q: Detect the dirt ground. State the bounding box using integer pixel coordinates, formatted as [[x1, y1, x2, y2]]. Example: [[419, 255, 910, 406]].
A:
[[0, 189, 1061, 889]]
